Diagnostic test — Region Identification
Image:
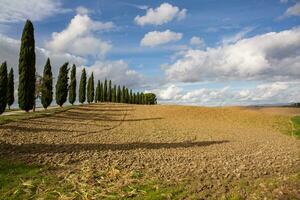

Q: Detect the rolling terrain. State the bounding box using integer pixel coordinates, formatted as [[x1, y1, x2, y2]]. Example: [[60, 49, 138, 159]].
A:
[[0, 104, 299, 199]]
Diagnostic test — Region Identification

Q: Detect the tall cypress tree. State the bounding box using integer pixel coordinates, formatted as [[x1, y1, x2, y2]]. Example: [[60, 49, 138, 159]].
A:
[[123, 88, 128, 103], [117, 85, 121, 103], [87, 72, 94, 103], [69, 64, 76, 105], [121, 86, 126, 103], [103, 79, 107, 102], [79, 68, 87, 104], [41, 58, 53, 109], [112, 85, 116, 102], [95, 80, 100, 102], [100, 82, 103, 102], [129, 90, 133, 104], [7, 68, 14, 110], [18, 20, 36, 112], [107, 80, 112, 102], [136, 92, 140, 104], [55, 62, 69, 107], [0, 62, 8, 114]]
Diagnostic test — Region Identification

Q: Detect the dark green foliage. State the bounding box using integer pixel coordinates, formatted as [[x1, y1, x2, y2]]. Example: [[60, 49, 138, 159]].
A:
[[55, 62, 69, 107], [133, 93, 137, 104], [18, 20, 36, 112], [68, 64, 76, 105], [112, 85, 116, 102], [95, 80, 100, 102], [100, 82, 104, 102], [144, 93, 157, 105], [121, 86, 126, 103], [79, 68, 87, 104], [41, 58, 53, 109], [129, 90, 133, 104], [0, 62, 8, 114], [87, 72, 94, 103], [7, 68, 14, 110], [136, 92, 140, 104], [108, 80, 112, 102], [103, 79, 107, 102], [117, 85, 121, 103], [125, 88, 129, 103]]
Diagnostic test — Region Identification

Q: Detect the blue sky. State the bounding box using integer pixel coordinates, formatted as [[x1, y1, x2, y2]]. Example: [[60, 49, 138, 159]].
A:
[[0, 0, 300, 105]]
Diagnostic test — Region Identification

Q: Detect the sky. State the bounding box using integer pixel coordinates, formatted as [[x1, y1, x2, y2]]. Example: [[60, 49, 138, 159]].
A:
[[0, 0, 300, 106]]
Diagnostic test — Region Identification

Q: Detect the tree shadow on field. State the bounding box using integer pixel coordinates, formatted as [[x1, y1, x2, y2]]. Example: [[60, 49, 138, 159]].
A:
[[0, 140, 229, 154]]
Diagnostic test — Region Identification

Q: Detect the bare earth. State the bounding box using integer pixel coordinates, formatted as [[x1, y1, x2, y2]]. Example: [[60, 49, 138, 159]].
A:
[[0, 104, 299, 199]]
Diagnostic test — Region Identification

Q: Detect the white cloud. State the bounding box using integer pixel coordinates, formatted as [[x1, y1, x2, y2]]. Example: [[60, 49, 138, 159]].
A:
[[134, 3, 186, 26], [141, 30, 182, 47], [222, 27, 253, 45], [0, 0, 69, 23], [76, 6, 90, 15], [84, 60, 144, 87], [165, 27, 300, 82], [190, 36, 205, 48], [0, 34, 86, 78], [0, 34, 145, 89], [149, 82, 300, 105], [284, 2, 300, 17], [46, 11, 113, 57]]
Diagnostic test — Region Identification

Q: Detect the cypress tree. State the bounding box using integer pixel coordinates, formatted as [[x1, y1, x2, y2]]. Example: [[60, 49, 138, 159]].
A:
[[141, 92, 144, 104], [133, 93, 136, 104], [103, 79, 107, 102], [124, 88, 129, 103], [112, 85, 116, 102], [79, 68, 87, 104], [41, 58, 53, 109], [95, 80, 100, 102], [129, 90, 133, 104], [87, 72, 94, 103], [18, 20, 36, 112], [108, 80, 112, 102], [7, 68, 14, 110], [0, 62, 8, 114], [121, 86, 125, 103], [69, 64, 76, 105], [100, 82, 103, 102], [117, 85, 121, 103], [55, 62, 69, 107], [136, 92, 140, 104]]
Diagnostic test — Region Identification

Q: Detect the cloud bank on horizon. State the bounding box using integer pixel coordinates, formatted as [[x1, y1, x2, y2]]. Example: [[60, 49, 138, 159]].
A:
[[0, 0, 299, 106]]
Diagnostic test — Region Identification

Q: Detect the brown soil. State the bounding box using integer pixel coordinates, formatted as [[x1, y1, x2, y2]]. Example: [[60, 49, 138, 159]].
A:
[[0, 103, 299, 199]]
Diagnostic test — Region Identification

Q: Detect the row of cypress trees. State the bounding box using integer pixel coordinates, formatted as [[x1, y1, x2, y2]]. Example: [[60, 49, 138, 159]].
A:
[[0, 19, 157, 115], [0, 62, 14, 114]]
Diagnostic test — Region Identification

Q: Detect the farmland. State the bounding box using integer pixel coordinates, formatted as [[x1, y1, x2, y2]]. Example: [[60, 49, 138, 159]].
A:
[[0, 103, 299, 199]]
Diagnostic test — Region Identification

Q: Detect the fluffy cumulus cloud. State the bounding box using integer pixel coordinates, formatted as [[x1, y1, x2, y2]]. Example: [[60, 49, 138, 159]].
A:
[[84, 60, 144, 87], [190, 36, 205, 48], [0, 33, 144, 88], [46, 9, 113, 57], [149, 82, 300, 105], [141, 30, 182, 47], [0, 0, 69, 23], [284, 2, 300, 17], [134, 3, 186, 26], [165, 27, 300, 82], [0, 34, 86, 78]]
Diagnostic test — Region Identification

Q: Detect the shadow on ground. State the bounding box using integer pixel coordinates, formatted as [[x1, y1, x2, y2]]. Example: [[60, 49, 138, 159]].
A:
[[0, 141, 229, 154]]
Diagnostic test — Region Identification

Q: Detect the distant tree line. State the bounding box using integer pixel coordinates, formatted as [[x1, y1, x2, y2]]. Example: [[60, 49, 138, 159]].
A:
[[0, 20, 157, 115]]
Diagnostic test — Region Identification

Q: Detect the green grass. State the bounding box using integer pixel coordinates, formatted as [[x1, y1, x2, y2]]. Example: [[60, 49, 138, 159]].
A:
[[0, 106, 74, 125], [0, 160, 73, 200], [291, 116, 300, 138]]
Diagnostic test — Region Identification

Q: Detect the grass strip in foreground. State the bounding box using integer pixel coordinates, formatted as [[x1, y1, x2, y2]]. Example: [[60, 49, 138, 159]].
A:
[[291, 116, 300, 138]]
